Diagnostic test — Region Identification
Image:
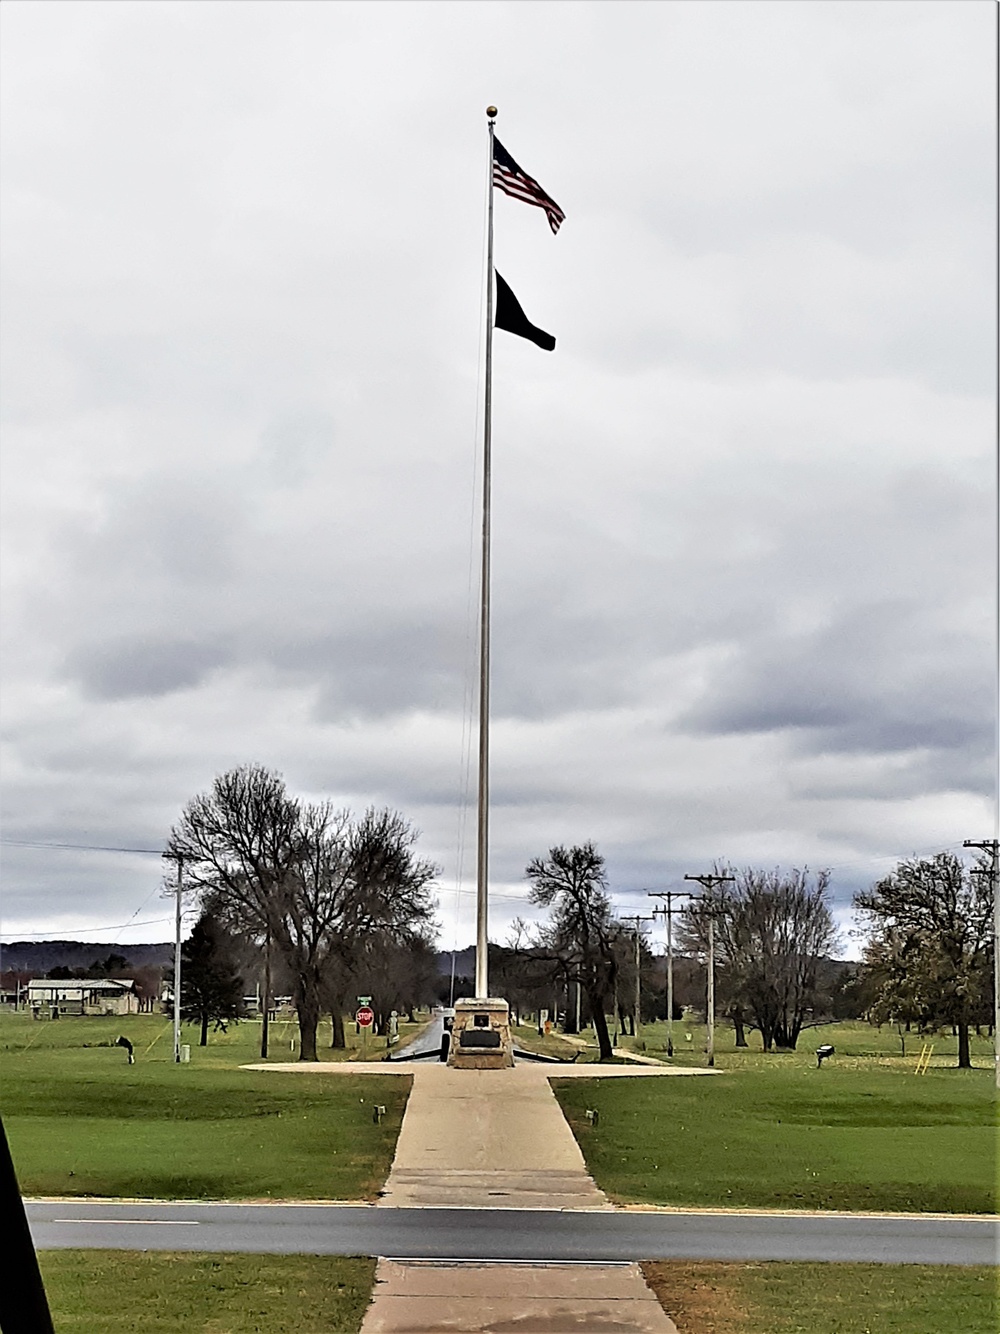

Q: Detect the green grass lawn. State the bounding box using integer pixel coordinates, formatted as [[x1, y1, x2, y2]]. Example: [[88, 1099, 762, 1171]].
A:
[[38, 1251, 375, 1333], [0, 1011, 411, 1200], [641, 1262, 998, 1334], [553, 1023, 997, 1213], [512, 1023, 589, 1059], [517, 1019, 666, 1061], [613, 1017, 996, 1070]]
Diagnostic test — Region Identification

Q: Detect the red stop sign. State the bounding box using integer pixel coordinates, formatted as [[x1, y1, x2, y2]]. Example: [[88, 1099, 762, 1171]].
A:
[[356, 1006, 374, 1028]]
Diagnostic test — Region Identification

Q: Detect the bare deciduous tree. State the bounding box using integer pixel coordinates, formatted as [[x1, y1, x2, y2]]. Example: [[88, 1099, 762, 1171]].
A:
[[168, 765, 438, 1061], [351, 928, 438, 1036], [489, 926, 560, 1029], [679, 866, 839, 1051], [525, 843, 618, 1060]]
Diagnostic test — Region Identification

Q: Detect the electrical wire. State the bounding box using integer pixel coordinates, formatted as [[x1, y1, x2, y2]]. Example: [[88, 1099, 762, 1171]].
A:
[[0, 915, 177, 939], [0, 839, 163, 855]]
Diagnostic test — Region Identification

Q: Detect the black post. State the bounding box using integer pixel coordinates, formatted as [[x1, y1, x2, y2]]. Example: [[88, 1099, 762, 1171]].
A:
[[0, 1117, 54, 1334]]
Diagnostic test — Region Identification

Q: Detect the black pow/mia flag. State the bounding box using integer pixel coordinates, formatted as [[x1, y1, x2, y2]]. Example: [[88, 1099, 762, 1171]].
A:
[[495, 271, 556, 352]]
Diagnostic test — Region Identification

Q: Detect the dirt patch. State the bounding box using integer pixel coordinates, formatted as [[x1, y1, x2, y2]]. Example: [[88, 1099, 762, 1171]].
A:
[[640, 1263, 751, 1334]]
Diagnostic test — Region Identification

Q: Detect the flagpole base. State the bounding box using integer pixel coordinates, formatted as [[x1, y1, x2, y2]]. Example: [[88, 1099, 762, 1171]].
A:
[[446, 997, 514, 1069]]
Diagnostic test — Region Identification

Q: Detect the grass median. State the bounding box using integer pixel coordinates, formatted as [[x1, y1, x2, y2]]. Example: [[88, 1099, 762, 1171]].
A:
[[1, 1011, 411, 1200], [641, 1261, 997, 1334], [38, 1251, 375, 1333], [552, 1022, 996, 1213]]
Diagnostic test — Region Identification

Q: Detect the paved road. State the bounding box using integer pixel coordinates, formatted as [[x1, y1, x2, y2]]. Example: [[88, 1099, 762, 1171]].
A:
[[388, 1012, 446, 1061], [27, 1202, 996, 1265]]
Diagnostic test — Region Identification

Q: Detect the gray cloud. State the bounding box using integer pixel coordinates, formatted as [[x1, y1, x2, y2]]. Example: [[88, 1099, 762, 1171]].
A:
[[684, 599, 991, 758], [1, 2, 993, 952], [67, 635, 234, 700]]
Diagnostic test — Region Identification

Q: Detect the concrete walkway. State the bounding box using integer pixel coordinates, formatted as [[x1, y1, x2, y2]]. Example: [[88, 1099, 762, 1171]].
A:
[[558, 1034, 686, 1066], [360, 1259, 677, 1333], [361, 1062, 681, 1330], [242, 1053, 710, 1331], [378, 1063, 611, 1210]]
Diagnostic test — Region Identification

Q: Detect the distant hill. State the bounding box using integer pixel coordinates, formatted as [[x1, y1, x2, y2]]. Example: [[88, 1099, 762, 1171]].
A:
[[2, 939, 478, 981], [435, 945, 475, 978], [0, 940, 174, 975]]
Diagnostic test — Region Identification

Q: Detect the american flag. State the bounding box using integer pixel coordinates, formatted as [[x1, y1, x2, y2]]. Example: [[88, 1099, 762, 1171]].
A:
[[492, 137, 565, 235]]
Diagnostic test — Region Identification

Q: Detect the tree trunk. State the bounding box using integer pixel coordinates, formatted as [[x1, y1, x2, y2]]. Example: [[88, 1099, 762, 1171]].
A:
[[296, 987, 321, 1062], [260, 943, 271, 1059], [200, 1011, 209, 1046], [732, 1007, 748, 1048], [957, 1022, 971, 1069], [331, 1009, 345, 1049], [782, 1019, 803, 1050], [298, 1006, 319, 1061], [591, 999, 614, 1061]]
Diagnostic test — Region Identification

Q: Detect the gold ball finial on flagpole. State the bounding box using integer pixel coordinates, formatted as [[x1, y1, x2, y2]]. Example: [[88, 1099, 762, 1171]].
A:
[[486, 106, 497, 119]]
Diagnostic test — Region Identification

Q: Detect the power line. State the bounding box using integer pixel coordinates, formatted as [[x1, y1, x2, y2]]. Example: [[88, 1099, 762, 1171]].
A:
[[0, 839, 163, 855], [0, 915, 179, 939], [818, 840, 969, 874]]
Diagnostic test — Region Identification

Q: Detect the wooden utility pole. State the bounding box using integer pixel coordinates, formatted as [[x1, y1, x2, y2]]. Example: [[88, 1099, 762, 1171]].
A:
[[260, 926, 272, 1059], [683, 874, 734, 1068], [621, 915, 654, 1040], [161, 851, 184, 1064], [647, 890, 693, 1056]]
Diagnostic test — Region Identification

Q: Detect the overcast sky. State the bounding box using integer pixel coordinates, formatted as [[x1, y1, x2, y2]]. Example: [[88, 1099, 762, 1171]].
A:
[[1, 1, 995, 958]]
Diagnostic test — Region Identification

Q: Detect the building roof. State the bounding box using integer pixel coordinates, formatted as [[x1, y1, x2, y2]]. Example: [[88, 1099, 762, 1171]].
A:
[[28, 978, 135, 992]]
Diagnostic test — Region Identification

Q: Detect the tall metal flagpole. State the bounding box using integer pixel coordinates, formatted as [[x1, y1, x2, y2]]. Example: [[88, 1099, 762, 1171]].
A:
[[475, 106, 498, 1000]]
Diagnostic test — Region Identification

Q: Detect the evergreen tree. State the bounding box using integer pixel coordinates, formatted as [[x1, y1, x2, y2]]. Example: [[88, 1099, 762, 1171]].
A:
[[87, 952, 130, 978], [180, 913, 246, 1045]]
